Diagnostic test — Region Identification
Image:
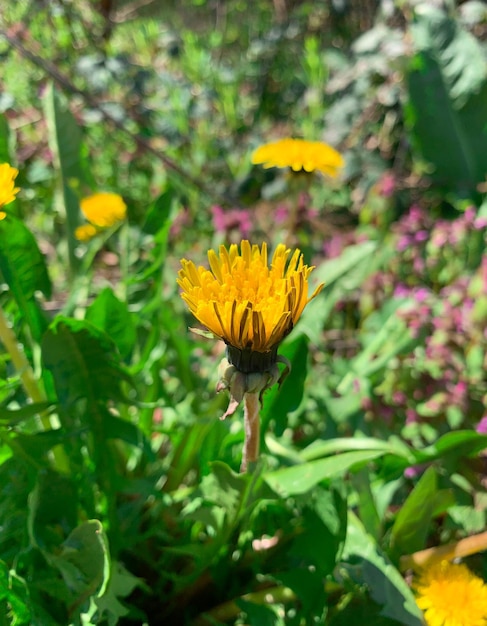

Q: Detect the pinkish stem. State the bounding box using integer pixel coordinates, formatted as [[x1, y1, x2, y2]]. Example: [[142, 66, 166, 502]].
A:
[[241, 392, 260, 472]]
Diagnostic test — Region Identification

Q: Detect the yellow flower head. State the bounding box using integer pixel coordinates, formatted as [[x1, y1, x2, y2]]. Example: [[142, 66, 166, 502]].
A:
[[75, 223, 98, 242], [80, 192, 127, 228], [415, 560, 487, 626], [251, 138, 344, 178], [0, 163, 20, 220], [177, 240, 323, 373]]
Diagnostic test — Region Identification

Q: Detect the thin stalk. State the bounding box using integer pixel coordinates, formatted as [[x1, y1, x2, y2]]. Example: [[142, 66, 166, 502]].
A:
[[241, 391, 260, 473], [0, 305, 69, 471], [400, 530, 487, 572]]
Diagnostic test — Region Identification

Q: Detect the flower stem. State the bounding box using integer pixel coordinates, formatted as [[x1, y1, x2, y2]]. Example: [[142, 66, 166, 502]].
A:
[[241, 391, 260, 473], [0, 305, 69, 471], [400, 530, 487, 572], [0, 306, 45, 405]]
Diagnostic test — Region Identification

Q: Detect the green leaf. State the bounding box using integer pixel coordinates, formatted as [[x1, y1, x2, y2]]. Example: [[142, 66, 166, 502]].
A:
[[411, 6, 486, 105], [0, 114, 13, 164], [390, 466, 437, 558], [142, 186, 175, 235], [28, 469, 78, 551], [0, 402, 56, 426], [261, 334, 308, 436], [200, 461, 250, 521], [41, 316, 133, 408], [416, 431, 487, 464], [406, 7, 487, 196], [342, 513, 424, 626], [0, 216, 51, 300], [86, 288, 136, 359], [291, 486, 348, 576], [52, 520, 110, 602], [43, 83, 92, 273], [94, 561, 145, 626], [264, 450, 385, 496], [236, 599, 282, 626]]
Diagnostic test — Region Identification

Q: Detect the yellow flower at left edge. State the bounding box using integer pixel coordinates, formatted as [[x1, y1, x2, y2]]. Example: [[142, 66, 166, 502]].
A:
[[414, 560, 487, 626], [76, 192, 127, 241], [0, 163, 20, 220]]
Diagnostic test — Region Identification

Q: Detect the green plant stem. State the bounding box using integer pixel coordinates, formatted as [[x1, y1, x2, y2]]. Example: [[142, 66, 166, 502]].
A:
[[0, 305, 69, 470], [0, 306, 45, 405], [241, 391, 260, 473]]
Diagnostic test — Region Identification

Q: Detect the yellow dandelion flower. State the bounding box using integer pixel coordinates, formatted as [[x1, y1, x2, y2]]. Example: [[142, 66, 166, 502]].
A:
[[80, 192, 127, 228], [251, 138, 344, 178], [415, 560, 487, 626], [0, 163, 20, 220], [75, 223, 98, 242], [177, 240, 323, 373]]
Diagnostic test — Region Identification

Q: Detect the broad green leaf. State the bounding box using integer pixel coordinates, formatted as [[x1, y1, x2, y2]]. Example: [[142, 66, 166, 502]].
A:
[[291, 485, 348, 576], [44, 83, 92, 273], [28, 469, 78, 551], [52, 520, 110, 601], [261, 334, 308, 436], [390, 466, 437, 558], [86, 287, 136, 359], [406, 7, 487, 195], [0, 216, 51, 300], [41, 316, 132, 408], [264, 450, 384, 496], [411, 6, 486, 105], [343, 513, 424, 626]]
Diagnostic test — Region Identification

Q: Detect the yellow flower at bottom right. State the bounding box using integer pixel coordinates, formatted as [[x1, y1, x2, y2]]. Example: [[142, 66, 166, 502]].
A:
[[415, 560, 487, 626]]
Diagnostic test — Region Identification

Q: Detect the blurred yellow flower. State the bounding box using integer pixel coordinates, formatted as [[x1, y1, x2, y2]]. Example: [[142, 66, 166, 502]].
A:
[[415, 560, 487, 626], [177, 240, 323, 373], [251, 138, 344, 178], [0, 163, 20, 220], [75, 223, 98, 242], [80, 192, 127, 228]]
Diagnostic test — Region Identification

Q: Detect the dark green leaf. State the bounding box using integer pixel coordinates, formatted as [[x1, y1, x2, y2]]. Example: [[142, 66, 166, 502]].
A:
[[28, 469, 78, 551], [236, 599, 280, 626], [41, 316, 133, 408], [0, 216, 51, 300], [0, 402, 56, 426], [86, 287, 136, 359], [52, 520, 110, 601], [390, 466, 437, 558], [261, 334, 308, 436]]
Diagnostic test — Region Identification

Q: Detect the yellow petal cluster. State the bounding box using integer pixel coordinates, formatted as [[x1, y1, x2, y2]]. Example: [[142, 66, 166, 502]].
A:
[[251, 138, 344, 178], [76, 192, 127, 241], [177, 241, 323, 358], [415, 560, 487, 626], [0, 163, 20, 220]]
